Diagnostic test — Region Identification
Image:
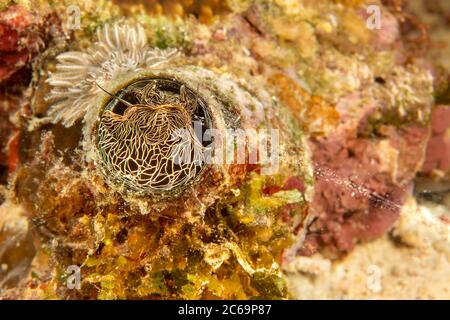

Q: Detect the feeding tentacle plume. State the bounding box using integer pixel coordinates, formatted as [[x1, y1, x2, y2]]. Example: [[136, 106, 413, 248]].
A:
[[96, 79, 207, 194], [45, 23, 177, 127]]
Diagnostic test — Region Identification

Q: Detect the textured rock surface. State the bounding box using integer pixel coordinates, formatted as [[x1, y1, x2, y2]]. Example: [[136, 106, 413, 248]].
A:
[[287, 197, 450, 299], [0, 0, 448, 299]]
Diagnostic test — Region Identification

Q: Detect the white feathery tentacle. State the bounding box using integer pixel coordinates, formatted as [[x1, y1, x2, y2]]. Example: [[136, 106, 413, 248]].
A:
[[45, 23, 178, 127]]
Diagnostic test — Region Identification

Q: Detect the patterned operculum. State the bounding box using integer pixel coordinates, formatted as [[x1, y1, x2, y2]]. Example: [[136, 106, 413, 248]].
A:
[[97, 78, 210, 194]]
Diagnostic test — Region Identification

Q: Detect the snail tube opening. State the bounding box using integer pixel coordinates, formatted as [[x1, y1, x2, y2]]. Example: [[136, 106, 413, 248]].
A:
[[96, 78, 213, 195]]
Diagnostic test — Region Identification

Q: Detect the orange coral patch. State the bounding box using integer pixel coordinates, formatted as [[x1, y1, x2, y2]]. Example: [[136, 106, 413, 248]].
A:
[[269, 73, 340, 136]]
